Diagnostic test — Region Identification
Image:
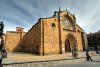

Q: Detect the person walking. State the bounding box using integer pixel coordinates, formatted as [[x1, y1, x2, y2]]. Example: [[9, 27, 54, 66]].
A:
[[86, 50, 93, 61]]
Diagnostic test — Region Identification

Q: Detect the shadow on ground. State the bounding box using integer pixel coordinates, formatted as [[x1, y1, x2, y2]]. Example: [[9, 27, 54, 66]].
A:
[[9, 52, 39, 56]]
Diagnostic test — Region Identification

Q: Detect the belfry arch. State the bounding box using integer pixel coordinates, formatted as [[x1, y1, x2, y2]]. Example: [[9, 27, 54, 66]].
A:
[[65, 34, 77, 52]]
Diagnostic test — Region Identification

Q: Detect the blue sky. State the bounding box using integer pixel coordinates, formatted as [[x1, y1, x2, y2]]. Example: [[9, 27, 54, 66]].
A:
[[0, 0, 100, 34]]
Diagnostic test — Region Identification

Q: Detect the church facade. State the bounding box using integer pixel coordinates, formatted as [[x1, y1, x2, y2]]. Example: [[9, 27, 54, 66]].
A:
[[5, 8, 88, 56]]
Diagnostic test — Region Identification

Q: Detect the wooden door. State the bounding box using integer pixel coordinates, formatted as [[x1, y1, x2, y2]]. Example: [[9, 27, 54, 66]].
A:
[[65, 39, 70, 52]]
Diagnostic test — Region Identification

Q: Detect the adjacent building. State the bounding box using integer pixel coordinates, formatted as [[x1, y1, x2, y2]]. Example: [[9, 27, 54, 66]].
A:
[[5, 8, 88, 56], [87, 31, 100, 50]]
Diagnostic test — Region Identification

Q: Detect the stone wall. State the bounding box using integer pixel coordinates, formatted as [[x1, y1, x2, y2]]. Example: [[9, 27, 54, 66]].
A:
[[42, 18, 60, 55], [20, 20, 41, 55], [5, 32, 21, 51], [75, 25, 84, 51], [5, 31, 26, 52]]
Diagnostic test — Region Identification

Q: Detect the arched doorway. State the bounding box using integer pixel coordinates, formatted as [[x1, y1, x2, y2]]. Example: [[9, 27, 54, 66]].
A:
[[65, 34, 77, 52], [65, 39, 70, 52]]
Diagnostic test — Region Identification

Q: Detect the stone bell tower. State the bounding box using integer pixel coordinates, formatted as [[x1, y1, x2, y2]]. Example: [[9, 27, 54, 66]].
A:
[[16, 27, 24, 32]]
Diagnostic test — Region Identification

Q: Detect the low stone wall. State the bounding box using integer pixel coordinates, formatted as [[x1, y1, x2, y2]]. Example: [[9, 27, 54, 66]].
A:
[[2, 55, 100, 67]]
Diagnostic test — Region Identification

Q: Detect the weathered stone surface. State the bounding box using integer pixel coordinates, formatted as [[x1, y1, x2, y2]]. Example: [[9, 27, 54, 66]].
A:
[[28, 62, 40, 67], [3, 65, 6, 67], [39, 62, 49, 67], [19, 63, 28, 67], [48, 61, 55, 66], [12, 64, 19, 67], [2, 55, 100, 67], [6, 65, 12, 67], [54, 61, 60, 65]]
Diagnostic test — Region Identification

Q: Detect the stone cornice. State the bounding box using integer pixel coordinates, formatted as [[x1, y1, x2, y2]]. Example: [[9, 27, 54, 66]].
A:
[[63, 28, 76, 32]]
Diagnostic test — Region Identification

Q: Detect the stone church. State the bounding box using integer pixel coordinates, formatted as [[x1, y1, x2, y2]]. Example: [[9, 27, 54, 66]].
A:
[[5, 7, 88, 56]]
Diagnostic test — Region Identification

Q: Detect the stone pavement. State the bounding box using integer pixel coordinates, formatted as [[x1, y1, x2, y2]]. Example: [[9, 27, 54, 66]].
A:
[[1, 55, 100, 67], [1, 58, 100, 67], [51, 58, 100, 67], [1, 51, 100, 67], [6, 51, 97, 61]]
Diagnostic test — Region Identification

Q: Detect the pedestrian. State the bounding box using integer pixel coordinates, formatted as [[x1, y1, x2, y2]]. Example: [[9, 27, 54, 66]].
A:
[[86, 50, 93, 61]]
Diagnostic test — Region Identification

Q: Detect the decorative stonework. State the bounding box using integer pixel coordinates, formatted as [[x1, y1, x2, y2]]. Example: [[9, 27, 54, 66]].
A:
[[63, 19, 70, 29]]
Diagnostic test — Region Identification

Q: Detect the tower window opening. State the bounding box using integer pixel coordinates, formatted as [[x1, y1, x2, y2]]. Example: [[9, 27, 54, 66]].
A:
[[52, 23, 56, 27], [78, 30, 80, 32]]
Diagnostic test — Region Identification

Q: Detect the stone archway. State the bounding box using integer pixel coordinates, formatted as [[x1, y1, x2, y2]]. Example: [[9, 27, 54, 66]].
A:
[[65, 34, 77, 52]]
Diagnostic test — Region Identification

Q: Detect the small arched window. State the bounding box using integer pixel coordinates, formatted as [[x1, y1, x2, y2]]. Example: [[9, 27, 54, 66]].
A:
[[52, 23, 56, 27], [78, 30, 80, 32]]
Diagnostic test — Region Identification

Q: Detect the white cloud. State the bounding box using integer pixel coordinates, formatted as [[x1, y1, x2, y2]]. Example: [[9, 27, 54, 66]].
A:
[[0, 19, 30, 33]]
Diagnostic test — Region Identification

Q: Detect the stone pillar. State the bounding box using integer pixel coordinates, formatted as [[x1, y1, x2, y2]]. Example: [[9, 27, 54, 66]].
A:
[[73, 14, 76, 31], [40, 46, 43, 56], [61, 39, 65, 54], [40, 19, 44, 56], [58, 7, 63, 54]]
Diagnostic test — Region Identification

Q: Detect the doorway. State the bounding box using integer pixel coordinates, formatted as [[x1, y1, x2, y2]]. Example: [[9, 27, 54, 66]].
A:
[[65, 39, 70, 52]]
